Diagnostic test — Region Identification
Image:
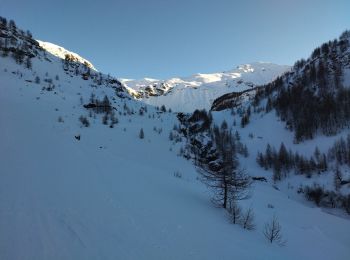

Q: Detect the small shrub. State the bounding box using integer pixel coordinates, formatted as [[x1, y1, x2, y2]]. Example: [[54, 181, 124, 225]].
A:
[[139, 128, 144, 139], [174, 171, 182, 178], [79, 116, 90, 127], [241, 207, 255, 230], [263, 215, 285, 245]]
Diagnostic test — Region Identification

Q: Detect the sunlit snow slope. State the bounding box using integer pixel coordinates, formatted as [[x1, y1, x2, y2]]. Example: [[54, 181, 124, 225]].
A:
[[37, 40, 96, 70], [122, 62, 290, 112]]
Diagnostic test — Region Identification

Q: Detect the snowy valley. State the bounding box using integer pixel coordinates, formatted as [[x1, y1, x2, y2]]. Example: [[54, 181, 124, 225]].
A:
[[0, 16, 350, 260]]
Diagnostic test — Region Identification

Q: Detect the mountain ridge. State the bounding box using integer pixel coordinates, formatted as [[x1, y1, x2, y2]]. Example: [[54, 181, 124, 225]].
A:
[[37, 40, 97, 71], [121, 62, 290, 112]]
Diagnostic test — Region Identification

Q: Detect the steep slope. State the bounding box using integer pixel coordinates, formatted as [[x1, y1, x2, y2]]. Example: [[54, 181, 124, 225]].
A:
[[37, 40, 96, 70], [255, 30, 350, 142], [0, 17, 350, 260], [122, 62, 290, 112]]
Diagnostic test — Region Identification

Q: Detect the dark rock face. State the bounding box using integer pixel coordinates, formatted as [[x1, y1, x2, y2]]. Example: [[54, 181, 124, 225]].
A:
[[211, 88, 258, 111]]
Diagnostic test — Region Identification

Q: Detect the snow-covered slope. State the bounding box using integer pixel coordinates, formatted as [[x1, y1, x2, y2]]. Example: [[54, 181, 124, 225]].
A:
[[2, 52, 350, 260], [122, 62, 290, 112], [37, 40, 96, 70]]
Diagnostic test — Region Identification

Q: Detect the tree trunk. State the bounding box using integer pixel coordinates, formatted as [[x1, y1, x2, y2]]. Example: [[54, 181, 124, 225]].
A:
[[223, 182, 227, 208]]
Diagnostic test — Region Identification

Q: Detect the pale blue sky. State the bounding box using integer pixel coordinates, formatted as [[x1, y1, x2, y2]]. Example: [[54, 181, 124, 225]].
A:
[[1, 0, 350, 79]]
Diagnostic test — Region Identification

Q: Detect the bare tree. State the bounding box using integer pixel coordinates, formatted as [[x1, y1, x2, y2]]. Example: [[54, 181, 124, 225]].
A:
[[263, 215, 285, 245], [199, 126, 251, 208], [242, 207, 255, 230]]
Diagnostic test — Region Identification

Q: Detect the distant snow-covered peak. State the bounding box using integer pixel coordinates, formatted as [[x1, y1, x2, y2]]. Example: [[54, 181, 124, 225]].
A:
[[121, 62, 290, 112], [123, 62, 289, 90], [37, 40, 97, 70], [232, 62, 286, 74], [236, 63, 255, 73]]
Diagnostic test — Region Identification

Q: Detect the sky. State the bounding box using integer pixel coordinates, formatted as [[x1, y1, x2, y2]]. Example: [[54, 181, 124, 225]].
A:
[[1, 0, 350, 79]]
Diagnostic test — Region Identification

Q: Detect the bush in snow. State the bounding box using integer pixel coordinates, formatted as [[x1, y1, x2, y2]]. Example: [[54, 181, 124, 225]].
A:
[[303, 184, 350, 214], [102, 113, 108, 125], [58, 116, 64, 123], [257, 143, 327, 181], [241, 207, 255, 230], [139, 128, 144, 139], [263, 215, 285, 245], [174, 171, 182, 178], [109, 113, 118, 128], [305, 184, 324, 206], [35, 76, 40, 84], [79, 116, 90, 127]]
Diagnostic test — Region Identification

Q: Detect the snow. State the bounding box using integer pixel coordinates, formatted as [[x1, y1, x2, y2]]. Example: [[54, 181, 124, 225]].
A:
[[0, 41, 349, 260], [37, 40, 97, 71], [121, 62, 290, 112]]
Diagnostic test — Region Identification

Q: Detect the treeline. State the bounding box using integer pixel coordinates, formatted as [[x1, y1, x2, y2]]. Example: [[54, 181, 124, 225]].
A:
[[210, 122, 249, 159], [62, 53, 95, 82], [253, 30, 350, 142], [275, 85, 350, 142], [0, 16, 127, 98], [189, 116, 248, 164], [257, 135, 350, 183], [187, 109, 213, 134], [0, 16, 39, 68], [256, 138, 350, 214], [275, 32, 350, 142], [302, 184, 350, 214], [80, 94, 118, 128], [62, 53, 127, 97], [257, 143, 327, 181], [328, 134, 350, 166]]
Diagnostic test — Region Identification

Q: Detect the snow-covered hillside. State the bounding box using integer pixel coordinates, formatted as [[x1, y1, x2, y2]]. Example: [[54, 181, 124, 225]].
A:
[[122, 62, 290, 112], [2, 51, 350, 260], [1, 17, 350, 260], [38, 40, 96, 70]]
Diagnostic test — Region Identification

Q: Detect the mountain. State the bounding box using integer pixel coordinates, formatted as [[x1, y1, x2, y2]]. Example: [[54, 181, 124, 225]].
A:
[[121, 62, 290, 112], [37, 40, 97, 70], [1, 16, 350, 260], [254, 30, 350, 142]]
